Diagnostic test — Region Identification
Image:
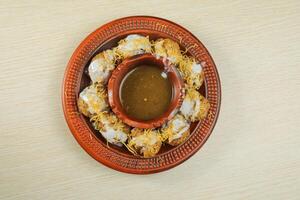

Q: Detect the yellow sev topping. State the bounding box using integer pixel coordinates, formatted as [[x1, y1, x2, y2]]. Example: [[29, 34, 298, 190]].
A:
[[160, 114, 190, 143], [183, 88, 211, 121], [89, 83, 108, 113], [77, 82, 109, 117], [154, 38, 183, 64], [186, 87, 199, 100], [90, 50, 115, 73], [125, 128, 162, 158], [112, 47, 124, 61], [198, 95, 211, 120], [161, 124, 174, 142], [95, 83, 107, 98], [163, 39, 182, 60], [178, 55, 204, 89], [90, 111, 129, 133]]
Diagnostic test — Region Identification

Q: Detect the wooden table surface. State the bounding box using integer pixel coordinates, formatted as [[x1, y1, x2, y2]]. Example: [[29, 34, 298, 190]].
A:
[[1, 0, 300, 199]]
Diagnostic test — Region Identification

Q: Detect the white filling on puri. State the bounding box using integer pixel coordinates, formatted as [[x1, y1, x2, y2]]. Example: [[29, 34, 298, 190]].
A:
[[115, 34, 152, 58], [78, 83, 109, 116], [88, 49, 116, 84]]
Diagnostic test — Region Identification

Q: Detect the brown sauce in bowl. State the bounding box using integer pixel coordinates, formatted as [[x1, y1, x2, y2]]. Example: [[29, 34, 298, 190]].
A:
[[120, 65, 173, 121]]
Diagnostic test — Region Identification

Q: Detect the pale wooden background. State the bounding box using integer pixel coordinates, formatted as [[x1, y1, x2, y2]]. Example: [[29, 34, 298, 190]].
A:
[[1, 0, 300, 199]]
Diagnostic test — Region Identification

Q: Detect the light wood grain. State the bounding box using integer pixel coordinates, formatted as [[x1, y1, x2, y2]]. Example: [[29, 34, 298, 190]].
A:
[[1, 0, 300, 199]]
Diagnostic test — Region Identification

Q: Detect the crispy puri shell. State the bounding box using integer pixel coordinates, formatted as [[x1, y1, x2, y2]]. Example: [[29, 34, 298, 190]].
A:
[[143, 141, 162, 158], [168, 129, 190, 146], [77, 98, 90, 117], [128, 129, 162, 158], [199, 95, 210, 120], [129, 128, 143, 137]]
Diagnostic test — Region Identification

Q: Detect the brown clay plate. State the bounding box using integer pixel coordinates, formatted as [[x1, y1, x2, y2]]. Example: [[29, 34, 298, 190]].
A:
[[62, 16, 221, 174]]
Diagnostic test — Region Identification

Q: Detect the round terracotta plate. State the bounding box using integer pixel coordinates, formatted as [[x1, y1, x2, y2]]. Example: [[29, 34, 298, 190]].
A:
[[62, 16, 221, 174]]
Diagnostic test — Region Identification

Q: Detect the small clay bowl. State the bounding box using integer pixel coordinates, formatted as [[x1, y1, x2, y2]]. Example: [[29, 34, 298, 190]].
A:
[[108, 53, 184, 129]]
